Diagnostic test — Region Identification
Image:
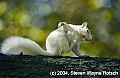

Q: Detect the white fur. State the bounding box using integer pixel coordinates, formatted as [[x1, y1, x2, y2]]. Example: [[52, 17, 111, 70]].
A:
[[46, 22, 92, 56], [0, 22, 92, 56], [1, 36, 53, 55], [46, 27, 70, 55]]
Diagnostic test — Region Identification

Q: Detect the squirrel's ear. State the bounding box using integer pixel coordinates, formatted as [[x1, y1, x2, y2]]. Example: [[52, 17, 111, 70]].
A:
[[81, 22, 88, 28]]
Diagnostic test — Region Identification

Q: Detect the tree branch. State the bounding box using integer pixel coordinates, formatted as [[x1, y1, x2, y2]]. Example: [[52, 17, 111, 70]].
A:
[[0, 53, 119, 78]]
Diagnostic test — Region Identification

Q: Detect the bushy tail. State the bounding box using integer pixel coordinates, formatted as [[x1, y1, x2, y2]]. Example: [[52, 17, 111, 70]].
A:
[[0, 36, 54, 56]]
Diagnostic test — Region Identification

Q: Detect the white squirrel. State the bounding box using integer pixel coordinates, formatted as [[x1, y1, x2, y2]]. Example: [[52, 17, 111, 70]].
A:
[[0, 22, 92, 56], [56, 22, 92, 56]]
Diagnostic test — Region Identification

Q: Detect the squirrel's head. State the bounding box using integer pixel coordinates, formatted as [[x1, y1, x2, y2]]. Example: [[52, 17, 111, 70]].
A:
[[58, 22, 92, 42], [78, 22, 92, 41]]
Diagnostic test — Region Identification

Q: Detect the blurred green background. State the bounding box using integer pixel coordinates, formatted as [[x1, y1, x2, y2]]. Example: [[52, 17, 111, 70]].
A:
[[0, 0, 120, 58]]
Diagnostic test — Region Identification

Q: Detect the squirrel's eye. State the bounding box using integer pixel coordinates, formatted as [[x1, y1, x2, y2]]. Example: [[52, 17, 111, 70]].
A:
[[87, 30, 89, 34]]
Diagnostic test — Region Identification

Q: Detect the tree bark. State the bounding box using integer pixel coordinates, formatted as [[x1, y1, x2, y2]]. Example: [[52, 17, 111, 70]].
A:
[[0, 53, 119, 78]]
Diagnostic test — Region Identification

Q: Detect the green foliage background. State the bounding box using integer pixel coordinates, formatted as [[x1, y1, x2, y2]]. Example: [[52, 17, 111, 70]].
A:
[[0, 0, 120, 58]]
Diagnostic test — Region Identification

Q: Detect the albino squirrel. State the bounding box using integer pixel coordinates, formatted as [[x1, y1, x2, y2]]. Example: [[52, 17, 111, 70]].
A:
[[0, 22, 92, 56]]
